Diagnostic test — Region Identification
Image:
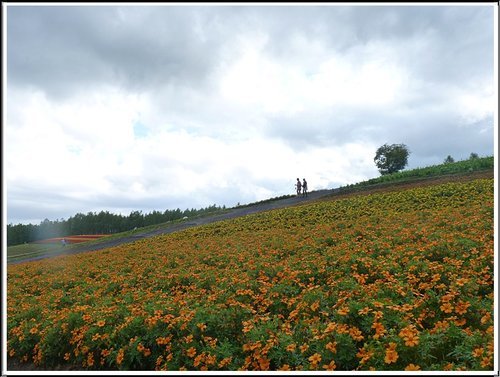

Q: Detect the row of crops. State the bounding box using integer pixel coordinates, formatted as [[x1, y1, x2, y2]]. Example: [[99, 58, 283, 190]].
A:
[[7, 178, 494, 371]]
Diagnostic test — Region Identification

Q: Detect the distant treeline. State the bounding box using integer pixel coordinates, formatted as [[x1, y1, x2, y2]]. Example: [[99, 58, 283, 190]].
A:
[[7, 205, 226, 246]]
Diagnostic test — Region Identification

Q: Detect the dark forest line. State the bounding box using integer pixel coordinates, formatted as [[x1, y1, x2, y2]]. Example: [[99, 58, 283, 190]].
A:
[[7, 204, 226, 246]]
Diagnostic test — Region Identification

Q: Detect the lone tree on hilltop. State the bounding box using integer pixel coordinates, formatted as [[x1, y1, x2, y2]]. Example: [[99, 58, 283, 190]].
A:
[[374, 143, 410, 175], [444, 155, 455, 164]]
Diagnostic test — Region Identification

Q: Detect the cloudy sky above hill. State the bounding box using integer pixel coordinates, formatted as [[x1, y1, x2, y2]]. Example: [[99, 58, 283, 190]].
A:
[[4, 4, 497, 225]]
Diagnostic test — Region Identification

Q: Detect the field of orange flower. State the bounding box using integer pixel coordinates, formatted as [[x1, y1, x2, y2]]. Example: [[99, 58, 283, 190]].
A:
[[7, 179, 494, 371]]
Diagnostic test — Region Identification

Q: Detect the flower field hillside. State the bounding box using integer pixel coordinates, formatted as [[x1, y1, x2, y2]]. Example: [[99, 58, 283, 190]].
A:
[[7, 179, 494, 371]]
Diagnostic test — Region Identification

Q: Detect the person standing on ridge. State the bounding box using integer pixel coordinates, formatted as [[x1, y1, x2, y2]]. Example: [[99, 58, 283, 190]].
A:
[[295, 178, 302, 196], [302, 178, 308, 197]]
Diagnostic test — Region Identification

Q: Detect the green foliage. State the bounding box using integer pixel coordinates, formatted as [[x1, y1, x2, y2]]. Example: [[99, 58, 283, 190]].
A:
[[341, 156, 493, 192], [374, 143, 410, 175]]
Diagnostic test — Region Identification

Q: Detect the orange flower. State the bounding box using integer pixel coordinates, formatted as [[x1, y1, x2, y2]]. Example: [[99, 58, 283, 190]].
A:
[[401, 304, 413, 312], [116, 349, 124, 365], [204, 336, 217, 348], [472, 347, 484, 358], [358, 307, 371, 315], [454, 300, 470, 315], [372, 321, 386, 339], [325, 341, 337, 353], [337, 306, 350, 316], [205, 354, 216, 365], [480, 312, 491, 324], [480, 356, 491, 368], [193, 354, 204, 367], [324, 322, 336, 333], [197, 322, 207, 332], [384, 343, 398, 364], [356, 347, 374, 365], [432, 320, 449, 333], [399, 325, 419, 347], [279, 364, 291, 371], [87, 352, 94, 367], [299, 344, 309, 353], [322, 360, 336, 371], [156, 336, 172, 346], [286, 343, 296, 352], [218, 357, 232, 368], [155, 355, 164, 369], [405, 363, 421, 370], [440, 302, 453, 313], [308, 353, 322, 365], [349, 327, 364, 341], [443, 363, 454, 371], [96, 320, 106, 327], [242, 321, 254, 333], [441, 293, 454, 303], [258, 356, 270, 369], [354, 273, 368, 284], [186, 347, 197, 358], [310, 301, 320, 312]]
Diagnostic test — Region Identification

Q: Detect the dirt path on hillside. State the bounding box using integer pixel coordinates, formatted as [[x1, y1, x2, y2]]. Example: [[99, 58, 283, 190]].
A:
[[9, 170, 493, 265]]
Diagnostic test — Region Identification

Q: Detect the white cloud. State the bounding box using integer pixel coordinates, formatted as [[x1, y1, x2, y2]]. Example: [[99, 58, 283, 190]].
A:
[[6, 87, 146, 196], [219, 35, 407, 117], [4, 5, 496, 225]]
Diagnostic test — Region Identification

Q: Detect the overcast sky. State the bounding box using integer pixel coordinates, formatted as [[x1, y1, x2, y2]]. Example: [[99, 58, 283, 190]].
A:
[[4, 4, 497, 225]]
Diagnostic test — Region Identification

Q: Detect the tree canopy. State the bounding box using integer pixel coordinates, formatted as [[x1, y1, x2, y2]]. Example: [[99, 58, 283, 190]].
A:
[[374, 143, 410, 175]]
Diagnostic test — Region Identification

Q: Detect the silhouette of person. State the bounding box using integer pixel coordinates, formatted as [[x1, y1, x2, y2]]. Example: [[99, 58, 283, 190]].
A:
[[302, 178, 308, 197], [295, 178, 302, 196]]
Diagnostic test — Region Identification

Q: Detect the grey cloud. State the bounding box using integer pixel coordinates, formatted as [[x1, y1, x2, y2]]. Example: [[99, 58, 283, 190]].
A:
[[7, 6, 228, 98], [7, 184, 82, 223], [406, 117, 494, 166], [8, 6, 493, 97], [265, 109, 368, 150], [264, 104, 494, 171]]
